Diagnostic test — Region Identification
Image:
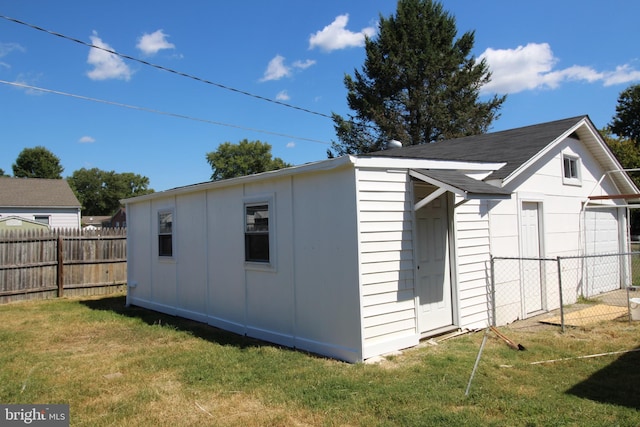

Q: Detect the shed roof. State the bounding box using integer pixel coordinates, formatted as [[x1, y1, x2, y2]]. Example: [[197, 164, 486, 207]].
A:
[[0, 177, 81, 208], [368, 115, 639, 196], [369, 116, 587, 181]]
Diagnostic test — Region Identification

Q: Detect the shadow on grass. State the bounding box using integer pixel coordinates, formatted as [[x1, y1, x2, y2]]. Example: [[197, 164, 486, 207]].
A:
[[79, 295, 276, 352], [566, 347, 640, 409]]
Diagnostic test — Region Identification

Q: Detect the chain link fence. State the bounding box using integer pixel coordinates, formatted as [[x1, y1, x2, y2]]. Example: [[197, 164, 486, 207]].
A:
[[491, 252, 640, 330]]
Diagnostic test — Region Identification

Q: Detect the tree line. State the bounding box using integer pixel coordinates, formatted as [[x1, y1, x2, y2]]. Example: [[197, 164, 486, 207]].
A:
[[3, 1, 639, 216], [1, 146, 154, 216]]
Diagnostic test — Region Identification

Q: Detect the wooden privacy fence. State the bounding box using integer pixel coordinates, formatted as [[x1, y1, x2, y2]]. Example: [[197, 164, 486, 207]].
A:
[[0, 228, 127, 304]]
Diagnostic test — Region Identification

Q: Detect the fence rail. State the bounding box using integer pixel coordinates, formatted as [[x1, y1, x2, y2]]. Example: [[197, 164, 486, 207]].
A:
[[0, 228, 127, 304], [491, 252, 640, 331]]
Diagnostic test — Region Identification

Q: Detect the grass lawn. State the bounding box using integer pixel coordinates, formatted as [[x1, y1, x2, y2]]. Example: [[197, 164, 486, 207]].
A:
[[1, 293, 639, 426], [631, 243, 640, 286]]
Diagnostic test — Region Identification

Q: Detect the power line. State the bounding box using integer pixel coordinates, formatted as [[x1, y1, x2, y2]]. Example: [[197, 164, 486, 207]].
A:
[[0, 14, 334, 120], [0, 79, 331, 145]]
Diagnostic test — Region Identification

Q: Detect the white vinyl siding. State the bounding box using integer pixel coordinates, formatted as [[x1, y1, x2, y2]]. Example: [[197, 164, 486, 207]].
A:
[[454, 199, 493, 330], [0, 208, 80, 229], [357, 169, 418, 353]]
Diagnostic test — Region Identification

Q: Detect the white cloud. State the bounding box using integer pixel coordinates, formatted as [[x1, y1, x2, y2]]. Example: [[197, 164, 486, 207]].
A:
[[276, 90, 290, 101], [260, 55, 291, 82], [13, 73, 43, 96], [480, 42, 640, 94], [602, 64, 640, 86], [87, 32, 133, 81], [309, 14, 376, 52], [0, 42, 25, 69], [260, 56, 317, 82], [136, 30, 175, 56], [292, 59, 316, 70], [0, 42, 25, 58], [286, 141, 296, 148], [479, 43, 556, 93], [78, 136, 96, 144]]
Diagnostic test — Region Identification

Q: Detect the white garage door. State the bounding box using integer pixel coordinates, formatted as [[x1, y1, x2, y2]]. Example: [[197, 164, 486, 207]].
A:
[[584, 208, 621, 296]]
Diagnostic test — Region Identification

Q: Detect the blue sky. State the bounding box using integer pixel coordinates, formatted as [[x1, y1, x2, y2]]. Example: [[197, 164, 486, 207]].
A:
[[1, 1, 639, 191]]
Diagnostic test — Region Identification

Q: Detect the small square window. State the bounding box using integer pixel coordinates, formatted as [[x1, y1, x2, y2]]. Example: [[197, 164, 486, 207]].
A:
[[245, 204, 269, 262], [158, 211, 173, 257], [562, 155, 581, 185]]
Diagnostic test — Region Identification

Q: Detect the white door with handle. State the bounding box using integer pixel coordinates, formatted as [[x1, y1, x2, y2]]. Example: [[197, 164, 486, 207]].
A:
[[415, 192, 453, 333], [521, 202, 544, 314]]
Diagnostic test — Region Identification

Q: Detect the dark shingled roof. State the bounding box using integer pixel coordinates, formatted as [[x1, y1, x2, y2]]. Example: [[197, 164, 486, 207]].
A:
[[0, 177, 81, 208], [412, 169, 511, 197], [368, 116, 587, 181]]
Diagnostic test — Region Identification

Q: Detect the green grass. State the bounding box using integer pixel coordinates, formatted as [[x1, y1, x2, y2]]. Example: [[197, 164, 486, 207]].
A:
[[1, 293, 639, 426], [631, 243, 640, 286]]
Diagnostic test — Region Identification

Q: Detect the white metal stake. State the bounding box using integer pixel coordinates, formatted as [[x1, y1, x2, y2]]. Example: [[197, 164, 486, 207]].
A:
[[465, 328, 490, 396]]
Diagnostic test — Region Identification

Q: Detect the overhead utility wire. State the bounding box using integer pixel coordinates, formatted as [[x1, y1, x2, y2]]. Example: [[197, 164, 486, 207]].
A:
[[0, 14, 333, 120], [0, 80, 331, 145]]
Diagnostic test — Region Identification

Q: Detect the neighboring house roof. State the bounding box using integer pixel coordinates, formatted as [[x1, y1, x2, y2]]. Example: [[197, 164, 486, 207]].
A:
[[0, 177, 81, 208], [368, 115, 638, 195]]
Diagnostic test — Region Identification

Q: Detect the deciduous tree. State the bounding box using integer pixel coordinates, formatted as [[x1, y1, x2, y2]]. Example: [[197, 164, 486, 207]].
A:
[[67, 168, 153, 215], [12, 146, 64, 179], [609, 84, 640, 145], [601, 128, 640, 234], [206, 139, 291, 181]]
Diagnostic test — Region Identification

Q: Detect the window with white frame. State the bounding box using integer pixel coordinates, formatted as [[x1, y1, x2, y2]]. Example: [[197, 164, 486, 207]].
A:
[[34, 215, 50, 225], [562, 154, 581, 185], [245, 203, 270, 263], [158, 211, 173, 257]]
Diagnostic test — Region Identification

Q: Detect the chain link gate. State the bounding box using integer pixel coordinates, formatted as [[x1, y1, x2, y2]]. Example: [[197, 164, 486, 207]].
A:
[[491, 252, 639, 330]]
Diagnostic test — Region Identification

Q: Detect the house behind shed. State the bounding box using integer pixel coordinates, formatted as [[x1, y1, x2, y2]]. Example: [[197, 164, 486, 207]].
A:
[[124, 116, 637, 362], [0, 177, 81, 229]]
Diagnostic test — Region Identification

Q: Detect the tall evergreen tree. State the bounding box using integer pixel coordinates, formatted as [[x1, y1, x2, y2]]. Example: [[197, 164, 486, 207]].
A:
[[329, 0, 505, 157]]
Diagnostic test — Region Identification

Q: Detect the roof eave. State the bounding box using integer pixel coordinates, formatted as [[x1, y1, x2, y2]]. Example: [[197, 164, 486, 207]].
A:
[[1, 205, 81, 209], [409, 169, 512, 201], [356, 156, 506, 172], [500, 116, 639, 195], [501, 117, 588, 187], [122, 155, 357, 204]]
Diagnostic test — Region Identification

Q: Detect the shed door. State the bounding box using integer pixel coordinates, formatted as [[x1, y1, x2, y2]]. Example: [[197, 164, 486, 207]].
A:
[[415, 193, 453, 333], [585, 208, 621, 295], [521, 202, 544, 314]]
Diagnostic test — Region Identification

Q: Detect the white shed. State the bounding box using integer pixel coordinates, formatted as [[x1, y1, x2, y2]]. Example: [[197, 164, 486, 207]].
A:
[[124, 116, 638, 362]]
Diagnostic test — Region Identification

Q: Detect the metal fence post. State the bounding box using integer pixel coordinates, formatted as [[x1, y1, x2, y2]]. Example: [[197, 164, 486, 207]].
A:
[[557, 257, 564, 333], [490, 255, 496, 327]]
